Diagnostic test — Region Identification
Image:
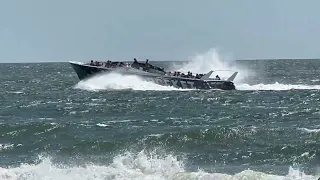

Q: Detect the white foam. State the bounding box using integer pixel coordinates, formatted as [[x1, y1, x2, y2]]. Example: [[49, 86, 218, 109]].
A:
[[74, 73, 188, 92], [0, 151, 316, 180], [0, 143, 14, 152], [237, 82, 320, 91], [311, 79, 320, 82], [96, 123, 110, 128], [298, 127, 320, 133]]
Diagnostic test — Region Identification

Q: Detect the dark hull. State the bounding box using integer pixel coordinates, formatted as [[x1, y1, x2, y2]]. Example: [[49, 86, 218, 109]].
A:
[[69, 62, 236, 90]]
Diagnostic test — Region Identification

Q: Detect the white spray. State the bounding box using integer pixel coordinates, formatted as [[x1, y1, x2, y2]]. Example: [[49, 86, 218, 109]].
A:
[[0, 151, 316, 180], [73, 48, 320, 91], [74, 72, 189, 92], [169, 48, 252, 83]]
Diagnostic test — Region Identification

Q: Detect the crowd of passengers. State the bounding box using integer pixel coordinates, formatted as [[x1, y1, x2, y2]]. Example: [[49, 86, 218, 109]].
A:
[[165, 71, 205, 79], [89, 58, 160, 70], [89, 60, 129, 68], [88, 59, 220, 80]]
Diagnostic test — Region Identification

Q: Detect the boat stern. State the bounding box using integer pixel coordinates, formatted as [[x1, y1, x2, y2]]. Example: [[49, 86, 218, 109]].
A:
[[206, 80, 236, 90]]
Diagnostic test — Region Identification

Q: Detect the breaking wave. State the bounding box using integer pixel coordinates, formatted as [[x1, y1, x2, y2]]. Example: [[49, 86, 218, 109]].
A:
[[0, 151, 316, 180]]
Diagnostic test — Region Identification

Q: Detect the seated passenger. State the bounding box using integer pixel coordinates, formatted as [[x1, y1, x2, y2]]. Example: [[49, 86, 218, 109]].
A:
[[90, 60, 94, 65], [105, 60, 112, 68], [216, 75, 220, 80]]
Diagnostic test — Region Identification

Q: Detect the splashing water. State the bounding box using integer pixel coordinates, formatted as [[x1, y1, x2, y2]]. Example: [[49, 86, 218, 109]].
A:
[[73, 48, 250, 92], [0, 150, 316, 180], [237, 82, 320, 91], [170, 48, 253, 84], [171, 48, 320, 91], [74, 72, 189, 92], [73, 48, 320, 92]]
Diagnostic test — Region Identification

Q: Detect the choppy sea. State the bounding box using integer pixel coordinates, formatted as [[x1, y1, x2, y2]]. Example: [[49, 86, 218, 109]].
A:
[[1, 50, 320, 179]]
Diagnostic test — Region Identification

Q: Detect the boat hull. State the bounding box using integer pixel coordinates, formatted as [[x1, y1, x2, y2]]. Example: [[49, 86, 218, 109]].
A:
[[69, 61, 236, 90]]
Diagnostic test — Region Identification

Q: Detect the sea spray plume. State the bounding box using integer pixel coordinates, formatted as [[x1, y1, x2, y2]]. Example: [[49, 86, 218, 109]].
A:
[[169, 48, 254, 84]]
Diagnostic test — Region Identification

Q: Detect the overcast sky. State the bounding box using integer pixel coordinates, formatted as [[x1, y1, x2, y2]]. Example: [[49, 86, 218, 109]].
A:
[[1, 0, 320, 62]]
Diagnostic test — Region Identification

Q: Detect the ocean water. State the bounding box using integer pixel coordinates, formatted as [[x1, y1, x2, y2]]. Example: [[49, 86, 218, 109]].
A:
[[1, 49, 320, 180]]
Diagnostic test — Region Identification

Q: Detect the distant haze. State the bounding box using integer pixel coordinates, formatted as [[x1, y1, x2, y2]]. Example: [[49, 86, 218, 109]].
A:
[[1, 0, 320, 63]]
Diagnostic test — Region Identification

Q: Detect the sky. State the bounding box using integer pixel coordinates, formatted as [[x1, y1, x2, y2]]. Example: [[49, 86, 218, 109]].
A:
[[1, 0, 320, 63]]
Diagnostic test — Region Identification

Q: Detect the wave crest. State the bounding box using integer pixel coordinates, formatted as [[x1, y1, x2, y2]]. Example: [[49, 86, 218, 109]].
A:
[[0, 151, 316, 180]]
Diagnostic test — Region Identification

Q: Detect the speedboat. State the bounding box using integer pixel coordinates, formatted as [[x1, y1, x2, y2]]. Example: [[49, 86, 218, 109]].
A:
[[69, 59, 238, 90]]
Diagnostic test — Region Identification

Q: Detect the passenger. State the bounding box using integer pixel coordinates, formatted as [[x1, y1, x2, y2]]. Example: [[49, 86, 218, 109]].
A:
[[90, 60, 94, 65], [108, 62, 112, 67], [145, 59, 151, 69], [106, 60, 112, 68], [187, 71, 193, 78], [111, 62, 117, 68], [216, 75, 220, 80]]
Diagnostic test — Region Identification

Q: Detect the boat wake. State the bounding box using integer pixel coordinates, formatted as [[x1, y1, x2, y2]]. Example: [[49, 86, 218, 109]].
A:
[[0, 151, 316, 180], [237, 82, 320, 91]]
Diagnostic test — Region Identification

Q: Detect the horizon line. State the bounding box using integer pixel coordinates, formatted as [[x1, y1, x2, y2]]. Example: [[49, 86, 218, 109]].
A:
[[1, 58, 320, 64]]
